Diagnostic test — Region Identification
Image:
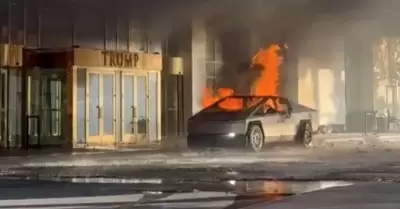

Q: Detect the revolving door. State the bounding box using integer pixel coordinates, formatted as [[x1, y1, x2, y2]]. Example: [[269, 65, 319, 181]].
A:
[[28, 69, 66, 147]]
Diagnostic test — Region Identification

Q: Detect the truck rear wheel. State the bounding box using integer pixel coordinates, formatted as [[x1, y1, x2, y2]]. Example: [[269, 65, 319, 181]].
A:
[[296, 121, 313, 147], [247, 124, 264, 152]]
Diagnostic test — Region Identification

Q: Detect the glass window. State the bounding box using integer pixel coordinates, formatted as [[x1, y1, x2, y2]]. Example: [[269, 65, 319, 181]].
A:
[[206, 63, 216, 77], [206, 77, 216, 90]]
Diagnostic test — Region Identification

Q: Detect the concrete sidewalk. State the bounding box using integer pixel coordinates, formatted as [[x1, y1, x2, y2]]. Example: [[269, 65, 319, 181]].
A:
[[0, 133, 400, 169], [0, 136, 188, 157], [314, 132, 400, 148]]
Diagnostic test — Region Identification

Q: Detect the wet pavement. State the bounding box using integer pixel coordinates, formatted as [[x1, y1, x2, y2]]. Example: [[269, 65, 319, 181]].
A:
[[0, 147, 400, 184], [1, 135, 400, 208], [1, 134, 400, 184], [0, 178, 356, 208]]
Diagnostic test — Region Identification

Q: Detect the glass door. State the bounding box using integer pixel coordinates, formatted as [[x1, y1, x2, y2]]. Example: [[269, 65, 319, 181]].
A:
[[39, 72, 66, 146], [121, 72, 148, 144], [101, 72, 116, 145], [87, 72, 101, 144], [86, 71, 116, 146], [122, 73, 135, 143]]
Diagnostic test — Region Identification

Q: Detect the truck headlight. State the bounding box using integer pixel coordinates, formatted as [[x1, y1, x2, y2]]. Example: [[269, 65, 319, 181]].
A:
[[227, 132, 236, 138]]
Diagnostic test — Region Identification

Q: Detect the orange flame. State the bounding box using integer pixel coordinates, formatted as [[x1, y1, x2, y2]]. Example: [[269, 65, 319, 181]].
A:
[[202, 88, 234, 108], [251, 44, 282, 96], [202, 44, 282, 110]]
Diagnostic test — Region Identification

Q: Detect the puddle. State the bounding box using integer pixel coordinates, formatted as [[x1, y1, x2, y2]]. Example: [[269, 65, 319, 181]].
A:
[[0, 174, 354, 197], [226, 180, 354, 195]]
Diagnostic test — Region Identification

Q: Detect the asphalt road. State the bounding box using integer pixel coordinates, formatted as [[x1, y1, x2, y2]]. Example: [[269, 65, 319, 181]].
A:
[[0, 135, 400, 187], [0, 178, 287, 209], [1, 136, 400, 208]]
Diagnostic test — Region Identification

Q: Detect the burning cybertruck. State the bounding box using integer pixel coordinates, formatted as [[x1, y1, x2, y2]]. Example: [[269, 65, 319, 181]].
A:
[[187, 95, 319, 152]]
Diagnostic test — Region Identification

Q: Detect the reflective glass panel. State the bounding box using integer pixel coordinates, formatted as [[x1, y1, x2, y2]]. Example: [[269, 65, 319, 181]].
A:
[[89, 74, 100, 136], [103, 74, 114, 135], [124, 75, 134, 134], [137, 76, 147, 134], [77, 69, 86, 143], [148, 72, 158, 142]]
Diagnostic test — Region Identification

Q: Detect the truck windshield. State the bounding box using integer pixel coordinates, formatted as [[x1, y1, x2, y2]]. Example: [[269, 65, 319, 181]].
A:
[[202, 97, 264, 113]]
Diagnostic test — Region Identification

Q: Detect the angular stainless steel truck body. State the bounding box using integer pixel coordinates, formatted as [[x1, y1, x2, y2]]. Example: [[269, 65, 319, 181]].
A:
[[187, 95, 318, 150]]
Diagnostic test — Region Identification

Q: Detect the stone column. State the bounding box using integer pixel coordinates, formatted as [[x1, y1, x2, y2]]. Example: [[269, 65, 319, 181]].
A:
[[189, 18, 207, 115], [345, 35, 374, 132]]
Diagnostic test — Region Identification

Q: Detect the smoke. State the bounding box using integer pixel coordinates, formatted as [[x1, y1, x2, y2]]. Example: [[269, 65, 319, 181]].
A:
[[216, 60, 262, 95], [149, 0, 400, 97], [207, 0, 400, 97], [214, 29, 261, 94], [210, 0, 316, 95]]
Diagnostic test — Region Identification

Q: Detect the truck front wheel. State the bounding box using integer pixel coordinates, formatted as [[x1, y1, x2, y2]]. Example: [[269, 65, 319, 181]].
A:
[[296, 121, 313, 147], [247, 124, 264, 152]]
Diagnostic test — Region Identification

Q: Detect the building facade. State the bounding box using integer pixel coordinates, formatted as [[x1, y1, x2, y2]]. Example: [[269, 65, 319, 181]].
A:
[[1, 0, 400, 150], [0, 0, 236, 149], [166, 0, 400, 135], [0, 0, 166, 149]]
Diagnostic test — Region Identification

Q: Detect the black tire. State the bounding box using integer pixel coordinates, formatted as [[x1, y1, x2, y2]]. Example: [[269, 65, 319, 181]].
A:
[[247, 124, 264, 152], [296, 121, 313, 147]]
